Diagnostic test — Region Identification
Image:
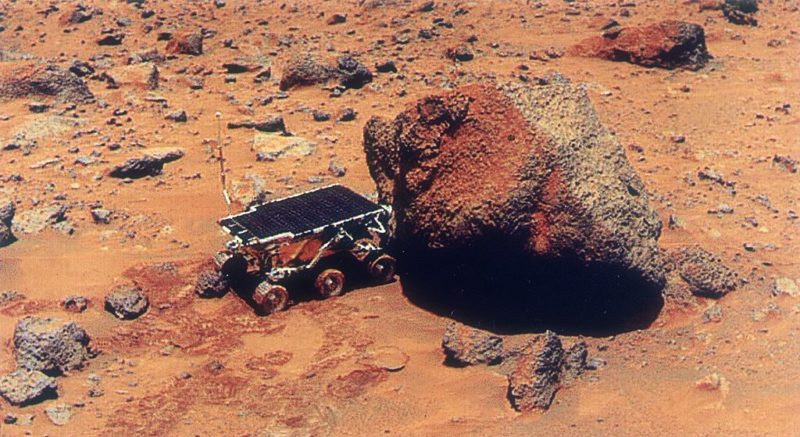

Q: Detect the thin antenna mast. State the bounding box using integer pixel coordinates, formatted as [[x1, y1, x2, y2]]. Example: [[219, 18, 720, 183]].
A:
[[216, 112, 231, 215]]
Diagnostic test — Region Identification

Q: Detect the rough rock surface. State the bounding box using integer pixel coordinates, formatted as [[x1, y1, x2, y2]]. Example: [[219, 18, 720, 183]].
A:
[[11, 204, 68, 234], [0, 62, 95, 102], [14, 316, 93, 374], [563, 342, 588, 380], [441, 322, 504, 366], [0, 223, 15, 247], [0, 368, 58, 406], [105, 284, 149, 319], [569, 21, 710, 70], [672, 246, 738, 297], [506, 332, 565, 411], [0, 199, 15, 226], [363, 76, 666, 292], [195, 270, 229, 298], [165, 32, 203, 56], [280, 53, 372, 90], [108, 148, 183, 179], [723, 0, 758, 26]]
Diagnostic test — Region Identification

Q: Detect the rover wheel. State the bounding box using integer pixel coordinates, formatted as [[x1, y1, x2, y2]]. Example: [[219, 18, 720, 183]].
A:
[[315, 269, 346, 298], [253, 282, 289, 314], [368, 255, 397, 283]]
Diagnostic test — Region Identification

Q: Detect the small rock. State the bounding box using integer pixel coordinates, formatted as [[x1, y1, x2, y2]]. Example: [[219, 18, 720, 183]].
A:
[[0, 199, 15, 226], [328, 161, 346, 177], [28, 102, 50, 113], [441, 321, 503, 366], [337, 108, 357, 122], [375, 60, 397, 73], [312, 110, 331, 122], [772, 277, 799, 298], [90, 208, 112, 224], [165, 110, 188, 122], [506, 332, 564, 411], [194, 270, 229, 298], [326, 13, 347, 25], [0, 223, 15, 248], [97, 33, 124, 46], [44, 403, 72, 426], [165, 32, 203, 56], [672, 247, 738, 298], [0, 369, 58, 406], [702, 304, 723, 323], [563, 342, 588, 380], [62, 295, 90, 313], [445, 45, 474, 62], [105, 284, 149, 320], [695, 372, 729, 394]]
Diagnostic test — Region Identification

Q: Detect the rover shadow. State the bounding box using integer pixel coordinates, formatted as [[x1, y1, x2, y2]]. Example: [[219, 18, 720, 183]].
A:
[[396, 242, 664, 337]]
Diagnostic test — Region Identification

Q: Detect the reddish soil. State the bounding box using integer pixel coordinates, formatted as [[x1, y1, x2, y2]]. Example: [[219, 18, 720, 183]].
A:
[[0, 1, 798, 436]]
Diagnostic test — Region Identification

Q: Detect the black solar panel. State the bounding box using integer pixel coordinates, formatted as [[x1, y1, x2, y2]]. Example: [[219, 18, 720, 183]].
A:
[[219, 185, 382, 243]]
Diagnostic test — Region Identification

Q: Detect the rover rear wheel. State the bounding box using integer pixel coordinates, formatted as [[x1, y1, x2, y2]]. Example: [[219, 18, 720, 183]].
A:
[[253, 282, 289, 314], [368, 255, 397, 283], [315, 269, 346, 298]]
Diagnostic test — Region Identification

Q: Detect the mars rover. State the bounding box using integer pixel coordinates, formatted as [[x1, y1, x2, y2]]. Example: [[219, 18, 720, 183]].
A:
[[209, 184, 397, 314]]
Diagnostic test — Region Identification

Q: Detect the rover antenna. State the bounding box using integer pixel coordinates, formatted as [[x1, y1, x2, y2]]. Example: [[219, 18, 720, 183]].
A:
[[216, 112, 232, 215]]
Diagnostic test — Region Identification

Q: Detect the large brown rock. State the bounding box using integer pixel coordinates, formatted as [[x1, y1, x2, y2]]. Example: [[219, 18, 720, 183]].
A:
[[570, 20, 710, 70], [165, 32, 203, 56], [363, 75, 665, 330]]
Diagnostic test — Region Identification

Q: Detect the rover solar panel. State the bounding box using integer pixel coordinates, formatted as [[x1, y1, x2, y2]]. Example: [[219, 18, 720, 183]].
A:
[[219, 185, 385, 245]]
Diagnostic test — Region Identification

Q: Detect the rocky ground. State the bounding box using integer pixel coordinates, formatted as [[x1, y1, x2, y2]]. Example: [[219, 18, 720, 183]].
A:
[[0, 0, 798, 435]]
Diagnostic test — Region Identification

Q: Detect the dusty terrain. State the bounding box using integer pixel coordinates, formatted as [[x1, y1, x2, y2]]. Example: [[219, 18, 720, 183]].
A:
[[0, 0, 798, 435]]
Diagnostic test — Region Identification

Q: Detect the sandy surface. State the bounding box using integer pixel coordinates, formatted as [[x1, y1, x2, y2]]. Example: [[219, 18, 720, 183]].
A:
[[0, 0, 798, 435]]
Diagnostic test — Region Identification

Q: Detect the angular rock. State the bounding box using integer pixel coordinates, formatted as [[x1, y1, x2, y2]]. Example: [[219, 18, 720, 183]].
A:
[[279, 53, 336, 91], [165, 32, 203, 56], [772, 277, 799, 298], [14, 316, 93, 374], [0, 62, 94, 103], [672, 247, 738, 298], [0, 223, 15, 247], [445, 45, 474, 62], [0, 369, 58, 406], [97, 33, 124, 46], [11, 204, 68, 234], [195, 270, 229, 298], [228, 115, 286, 133], [105, 284, 149, 319], [506, 332, 564, 411], [90, 208, 111, 224], [442, 321, 504, 366], [363, 76, 666, 313], [62, 295, 90, 313], [563, 342, 588, 380], [45, 403, 72, 426], [0, 199, 15, 226], [723, 0, 758, 26], [570, 20, 710, 70], [279, 53, 372, 91], [108, 155, 163, 178], [165, 110, 188, 122]]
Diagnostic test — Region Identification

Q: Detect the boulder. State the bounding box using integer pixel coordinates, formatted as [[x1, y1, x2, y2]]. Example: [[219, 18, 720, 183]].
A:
[[363, 76, 665, 329], [0, 62, 94, 103], [506, 332, 564, 411], [165, 32, 203, 56], [62, 295, 90, 313], [0, 369, 58, 406], [105, 284, 149, 319], [14, 316, 93, 374], [441, 322, 504, 366], [569, 21, 710, 70]]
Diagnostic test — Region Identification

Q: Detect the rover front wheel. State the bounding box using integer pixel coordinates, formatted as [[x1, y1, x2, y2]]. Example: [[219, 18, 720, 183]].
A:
[[315, 269, 345, 298], [368, 255, 397, 283], [253, 282, 289, 314]]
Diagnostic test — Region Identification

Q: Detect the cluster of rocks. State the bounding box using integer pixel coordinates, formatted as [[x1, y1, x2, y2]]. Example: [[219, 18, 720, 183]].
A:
[[0, 62, 95, 103], [442, 322, 591, 411]]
